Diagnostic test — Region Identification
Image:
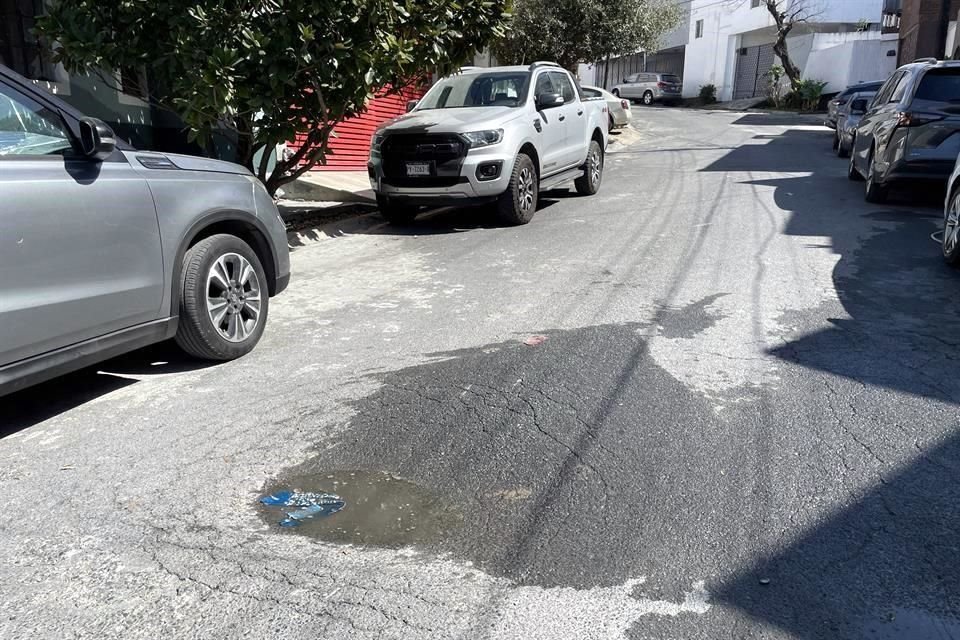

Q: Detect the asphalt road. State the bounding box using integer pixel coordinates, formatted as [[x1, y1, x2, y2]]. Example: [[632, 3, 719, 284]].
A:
[[3, 108, 960, 640]]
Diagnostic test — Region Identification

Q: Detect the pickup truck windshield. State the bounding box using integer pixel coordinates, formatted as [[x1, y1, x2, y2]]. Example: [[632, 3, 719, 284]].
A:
[[417, 72, 530, 109]]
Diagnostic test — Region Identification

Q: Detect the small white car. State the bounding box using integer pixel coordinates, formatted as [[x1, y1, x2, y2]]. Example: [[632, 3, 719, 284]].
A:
[[581, 85, 631, 131]]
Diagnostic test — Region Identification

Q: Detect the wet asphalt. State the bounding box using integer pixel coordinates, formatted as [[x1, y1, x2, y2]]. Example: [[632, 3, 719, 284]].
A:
[[2, 108, 960, 639]]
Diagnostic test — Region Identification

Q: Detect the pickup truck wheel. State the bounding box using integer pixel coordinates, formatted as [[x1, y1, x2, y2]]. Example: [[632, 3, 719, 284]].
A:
[[575, 140, 603, 196], [376, 195, 418, 224], [497, 153, 538, 225], [175, 234, 269, 361]]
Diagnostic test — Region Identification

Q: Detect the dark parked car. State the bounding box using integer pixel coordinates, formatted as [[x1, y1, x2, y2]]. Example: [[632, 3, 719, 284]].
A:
[[848, 59, 960, 203], [825, 80, 884, 130], [0, 64, 290, 397]]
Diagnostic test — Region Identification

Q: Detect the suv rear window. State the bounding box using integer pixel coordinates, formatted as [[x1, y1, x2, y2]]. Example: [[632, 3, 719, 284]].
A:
[[914, 68, 960, 104], [661, 75, 680, 84]]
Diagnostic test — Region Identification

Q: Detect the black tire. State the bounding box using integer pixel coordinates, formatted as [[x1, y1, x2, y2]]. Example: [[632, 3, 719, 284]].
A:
[[175, 234, 269, 361], [836, 135, 849, 158], [847, 140, 863, 181], [608, 114, 615, 132], [944, 189, 960, 266], [611, 88, 620, 98], [496, 153, 538, 225], [832, 132, 840, 152], [376, 195, 418, 224], [864, 148, 888, 204], [642, 91, 654, 106], [575, 139, 604, 196]]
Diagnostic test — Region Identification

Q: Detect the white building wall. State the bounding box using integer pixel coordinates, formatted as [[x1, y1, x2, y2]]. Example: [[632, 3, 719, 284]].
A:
[[684, 0, 886, 101]]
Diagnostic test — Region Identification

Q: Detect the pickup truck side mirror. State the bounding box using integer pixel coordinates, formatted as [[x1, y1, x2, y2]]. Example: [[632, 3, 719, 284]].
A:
[[79, 117, 116, 161], [405, 99, 419, 113], [850, 98, 868, 115], [536, 92, 565, 110]]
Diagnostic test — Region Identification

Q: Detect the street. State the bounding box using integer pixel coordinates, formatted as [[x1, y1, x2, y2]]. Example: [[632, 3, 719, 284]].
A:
[[3, 108, 959, 639]]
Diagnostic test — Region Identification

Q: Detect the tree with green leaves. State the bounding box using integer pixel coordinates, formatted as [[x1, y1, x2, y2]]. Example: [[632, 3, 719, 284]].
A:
[[491, 0, 681, 78], [37, 0, 509, 195]]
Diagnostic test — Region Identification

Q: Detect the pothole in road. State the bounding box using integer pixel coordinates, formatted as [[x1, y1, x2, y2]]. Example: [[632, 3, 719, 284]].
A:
[[258, 470, 462, 548]]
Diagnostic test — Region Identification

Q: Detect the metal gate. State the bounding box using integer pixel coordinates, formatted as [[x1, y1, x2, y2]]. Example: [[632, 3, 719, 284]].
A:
[[733, 43, 776, 100]]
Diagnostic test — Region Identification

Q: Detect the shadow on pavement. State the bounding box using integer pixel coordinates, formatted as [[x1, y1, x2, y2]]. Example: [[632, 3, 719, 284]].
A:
[[701, 109, 960, 636], [0, 342, 211, 437]]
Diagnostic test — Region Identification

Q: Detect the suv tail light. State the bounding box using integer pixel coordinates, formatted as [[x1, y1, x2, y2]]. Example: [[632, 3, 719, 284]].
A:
[[896, 111, 944, 127], [657, 81, 667, 89], [621, 99, 629, 110]]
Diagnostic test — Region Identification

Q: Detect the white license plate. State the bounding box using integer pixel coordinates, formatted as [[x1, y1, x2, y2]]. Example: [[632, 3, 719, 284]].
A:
[[405, 162, 431, 177]]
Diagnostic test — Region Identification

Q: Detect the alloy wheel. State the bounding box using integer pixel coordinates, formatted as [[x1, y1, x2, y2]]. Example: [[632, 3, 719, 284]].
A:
[[518, 167, 535, 213], [590, 147, 602, 186], [206, 252, 262, 342], [945, 194, 960, 256]]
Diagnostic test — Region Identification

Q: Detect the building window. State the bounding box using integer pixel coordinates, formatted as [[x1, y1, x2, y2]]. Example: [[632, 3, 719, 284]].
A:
[[751, 0, 763, 7], [0, 0, 55, 81], [695, 19, 704, 39], [120, 66, 149, 101]]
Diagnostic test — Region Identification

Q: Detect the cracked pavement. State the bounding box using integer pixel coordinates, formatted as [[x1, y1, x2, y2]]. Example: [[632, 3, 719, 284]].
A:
[[2, 109, 960, 639]]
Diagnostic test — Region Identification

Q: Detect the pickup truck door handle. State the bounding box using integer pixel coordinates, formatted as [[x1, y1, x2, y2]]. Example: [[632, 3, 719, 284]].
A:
[[558, 114, 566, 121], [577, 109, 584, 116]]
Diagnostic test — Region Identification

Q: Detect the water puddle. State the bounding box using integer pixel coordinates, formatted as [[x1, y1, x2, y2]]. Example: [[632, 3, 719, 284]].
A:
[[258, 470, 462, 548], [863, 608, 960, 639]]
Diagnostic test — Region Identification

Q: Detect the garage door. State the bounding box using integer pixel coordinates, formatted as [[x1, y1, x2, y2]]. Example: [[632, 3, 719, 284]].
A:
[[291, 83, 427, 171], [733, 43, 776, 100]]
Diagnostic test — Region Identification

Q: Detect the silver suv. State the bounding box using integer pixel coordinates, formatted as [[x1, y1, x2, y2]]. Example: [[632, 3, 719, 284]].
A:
[[0, 65, 290, 396], [611, 72, 682, 106]]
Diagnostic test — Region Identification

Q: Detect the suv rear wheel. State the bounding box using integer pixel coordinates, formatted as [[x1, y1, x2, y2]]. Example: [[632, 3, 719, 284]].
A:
[[864, 148, 888, 204], [497, 153, 538, 225], [642, 91, 654, 106], [575, 140, 603, 195], [176, 234, 269, 360], [376, 195, 418, 224], [943, 190, 960, 266]]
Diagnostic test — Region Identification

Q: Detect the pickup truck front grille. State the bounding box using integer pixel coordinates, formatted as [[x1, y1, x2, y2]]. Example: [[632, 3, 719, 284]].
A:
[[381, 133, 468, 187]]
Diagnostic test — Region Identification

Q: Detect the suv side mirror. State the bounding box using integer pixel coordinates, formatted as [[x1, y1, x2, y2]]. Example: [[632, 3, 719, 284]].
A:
[[850, 98, 868, 115], [79, 117, 116, 161], [536, 92, 564, 110], [405, 99, 419, 113]]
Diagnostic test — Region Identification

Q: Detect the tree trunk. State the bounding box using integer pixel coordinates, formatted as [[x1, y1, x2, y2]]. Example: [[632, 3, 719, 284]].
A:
[[602, 53, 610, 89], [772, 34, 801, 91]]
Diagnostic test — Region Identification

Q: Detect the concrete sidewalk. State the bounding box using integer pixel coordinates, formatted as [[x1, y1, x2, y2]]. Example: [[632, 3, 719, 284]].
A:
[[281, 170, 375, 206]]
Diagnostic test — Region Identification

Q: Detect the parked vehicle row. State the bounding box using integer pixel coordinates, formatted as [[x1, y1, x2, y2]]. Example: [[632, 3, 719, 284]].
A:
[[830, 59, 960, 266], [367, 62, 609, 226], [0, 64, 291, 397]]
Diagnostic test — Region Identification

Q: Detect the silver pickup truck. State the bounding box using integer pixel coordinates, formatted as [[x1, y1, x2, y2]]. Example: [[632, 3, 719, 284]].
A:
[[368, 62, 609, 225]]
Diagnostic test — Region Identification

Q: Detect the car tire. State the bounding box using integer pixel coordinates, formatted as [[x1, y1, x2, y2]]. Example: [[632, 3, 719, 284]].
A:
[[832, 132, 840, 152], [847, 140, 863, 181], [496, 153, 538, 225], [612, 88, 620, 98], [836, 136, 849, 158], [175, 234, 269, 361], [575, 140, 603, 196], [642, 91, 654, 106], [864, 148, 888, 204], [944, 189, 960, 266], [608, 114, 615, 132], [376, 195, 418, 224]]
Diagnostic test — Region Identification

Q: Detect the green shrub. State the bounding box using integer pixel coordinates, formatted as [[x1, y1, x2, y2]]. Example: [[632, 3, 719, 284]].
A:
[[699, 84, 717, 105], [797, 78, 828, 111]]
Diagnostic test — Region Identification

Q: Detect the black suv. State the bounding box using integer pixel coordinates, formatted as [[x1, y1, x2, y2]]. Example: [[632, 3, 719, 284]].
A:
[[848, 60, 960, 203]]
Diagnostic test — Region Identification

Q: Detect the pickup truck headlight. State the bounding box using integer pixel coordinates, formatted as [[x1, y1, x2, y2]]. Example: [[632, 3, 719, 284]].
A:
[[463, 129, 504, 148]]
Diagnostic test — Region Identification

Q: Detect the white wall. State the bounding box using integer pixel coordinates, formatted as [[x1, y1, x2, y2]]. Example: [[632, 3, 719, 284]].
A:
[[684, 0, 886, 101]]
